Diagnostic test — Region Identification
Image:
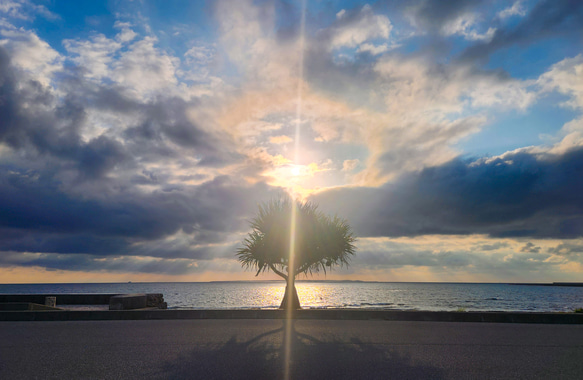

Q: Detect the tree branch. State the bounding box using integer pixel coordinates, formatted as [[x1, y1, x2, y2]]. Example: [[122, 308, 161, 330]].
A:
[[269, 263, 288, 280]]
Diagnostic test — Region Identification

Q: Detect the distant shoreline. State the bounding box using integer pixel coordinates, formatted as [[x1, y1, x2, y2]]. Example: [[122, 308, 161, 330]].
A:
[[2, 280, 583, 287], [509, 282, 583, 287]]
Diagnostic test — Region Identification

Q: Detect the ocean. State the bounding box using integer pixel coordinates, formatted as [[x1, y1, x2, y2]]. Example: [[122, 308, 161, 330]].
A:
[[1, 281, 582, 312]]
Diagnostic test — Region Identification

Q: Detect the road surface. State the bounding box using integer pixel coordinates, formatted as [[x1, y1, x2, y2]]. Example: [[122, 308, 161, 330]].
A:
[[1, 319, 582, 379]]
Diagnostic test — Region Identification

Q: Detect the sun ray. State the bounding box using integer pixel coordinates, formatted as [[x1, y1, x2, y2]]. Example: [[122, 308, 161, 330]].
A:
[[284, 1, 307, 379]]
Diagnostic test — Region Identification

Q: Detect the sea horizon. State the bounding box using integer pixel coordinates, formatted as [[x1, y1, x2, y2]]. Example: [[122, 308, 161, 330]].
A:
[[2, 281, 582, 313], [2, 279, 582, 285]]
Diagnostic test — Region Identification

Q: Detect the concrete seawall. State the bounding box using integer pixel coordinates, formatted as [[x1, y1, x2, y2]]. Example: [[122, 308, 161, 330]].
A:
[[0, 294, 119, 305], [1, 309, 582, 323], [0, 293, 167, 310]]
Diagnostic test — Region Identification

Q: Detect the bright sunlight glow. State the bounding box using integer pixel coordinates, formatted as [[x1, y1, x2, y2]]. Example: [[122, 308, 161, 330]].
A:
[[285, 1, 306, 379]]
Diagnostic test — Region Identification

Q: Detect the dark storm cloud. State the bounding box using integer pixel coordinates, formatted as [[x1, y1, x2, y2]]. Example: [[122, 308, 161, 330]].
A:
[[0, 251, 200, 275], [0, 167, 277, 256], [122, 98, 241, 167], [0, 45, 238, 183], [0, 47, 130, 179], [460, 0, 583, 62], [56, 65, 240, 168], [0, 230, 129, 255], [0, 44, 280, 265], [311, 147, 583, 239]]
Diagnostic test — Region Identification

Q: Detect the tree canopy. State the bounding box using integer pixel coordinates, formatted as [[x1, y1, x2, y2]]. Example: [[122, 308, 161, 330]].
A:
[[237, 198, 356, 309]]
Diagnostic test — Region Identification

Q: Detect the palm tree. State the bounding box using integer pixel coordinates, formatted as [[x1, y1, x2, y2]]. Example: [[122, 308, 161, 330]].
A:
[[237, 198, 356, 309]]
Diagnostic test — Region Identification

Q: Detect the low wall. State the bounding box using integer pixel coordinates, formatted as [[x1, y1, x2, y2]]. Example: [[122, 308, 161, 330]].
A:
[[0, 294, 118, 305], [1, 309, 582, 324], [0, 294, 167, 309], [109, 294, 147, 310], [0, 303, 62, 311]]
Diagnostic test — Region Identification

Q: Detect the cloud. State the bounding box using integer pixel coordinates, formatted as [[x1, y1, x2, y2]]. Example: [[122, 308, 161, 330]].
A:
[[0, 1, 25, 19], [524, 55, 583, 155], [269, 135, 292, 144], [0, 251, 204, 275], [311, 146, 583, 239], [497, 1, 526, 20], [539, 54, 583, 110], [113, 21, 137, 43], [520, 242, 541, 253], [325, 5, 392, 50], [0, 46, 129, 179], [112, 36, 179, 99], [0, 28, 61, 85], [348, 235, 581, 282], [122, 97, 240, 168], [477, 242, 509, 251], [184, 45, 216, 66], [357, 244, 472, 269], [405, 0, 486, 33], [461, 0, 583, 62], [335, 53, 536, 183], [0, 0, 58, 21], [548, 242, 583, 257], [180, 44, 221, 88], [342, 159, 360, 172], [64, 34, 121, 80], [203, 0, 539, 191], [0, 0, 581, 281], [441, 13, 495, 41], [356, 43, 389, 55], [0, 166, 278, 257], [300, 50, 536, 185], [0, 34, 278, 268]]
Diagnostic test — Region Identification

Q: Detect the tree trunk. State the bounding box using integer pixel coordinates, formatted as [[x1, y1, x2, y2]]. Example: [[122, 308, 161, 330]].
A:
[[279, 278, 301, 310]]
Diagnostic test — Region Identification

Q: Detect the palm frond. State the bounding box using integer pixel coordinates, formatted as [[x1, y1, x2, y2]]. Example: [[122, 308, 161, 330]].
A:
[[236, 198, 357, 279]]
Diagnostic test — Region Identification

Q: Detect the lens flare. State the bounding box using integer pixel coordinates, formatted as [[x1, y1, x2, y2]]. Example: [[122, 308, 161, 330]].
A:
[[284, 1, 306, 379]]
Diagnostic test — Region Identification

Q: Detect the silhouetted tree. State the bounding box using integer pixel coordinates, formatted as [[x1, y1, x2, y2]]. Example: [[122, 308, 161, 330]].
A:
[[237, 198, 356, 309]]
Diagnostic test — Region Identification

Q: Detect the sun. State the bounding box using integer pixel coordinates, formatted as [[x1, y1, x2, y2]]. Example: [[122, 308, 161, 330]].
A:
[[291, 166, 301, 176]]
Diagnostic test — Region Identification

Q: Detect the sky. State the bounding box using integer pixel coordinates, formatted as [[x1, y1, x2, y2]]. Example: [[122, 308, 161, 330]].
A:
[[0, 0, 582, 283]]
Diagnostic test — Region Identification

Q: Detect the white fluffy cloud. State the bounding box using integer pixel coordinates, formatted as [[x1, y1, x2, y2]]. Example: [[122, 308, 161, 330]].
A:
[[532, 55, 583, 154], [112, 36, 179, 99], [497, 1, 526, 20], [0, 28, 61, 85], [114, 21, 137, 43], [539, 54, 583, 110], [0, 1, 24, 19], [441, 13, 495, 41], [329, 4, 391, 49], [356, 43, 389, 55], [0, 0, 57, 21], [64, 34, 121, 80]]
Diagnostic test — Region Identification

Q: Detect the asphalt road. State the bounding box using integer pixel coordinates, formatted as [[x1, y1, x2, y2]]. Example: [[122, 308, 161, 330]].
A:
[[1, 319, 582, 379]]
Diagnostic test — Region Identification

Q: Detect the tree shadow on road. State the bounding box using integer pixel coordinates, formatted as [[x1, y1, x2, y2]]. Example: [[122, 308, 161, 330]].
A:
[[158, 320, 444, 380]]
